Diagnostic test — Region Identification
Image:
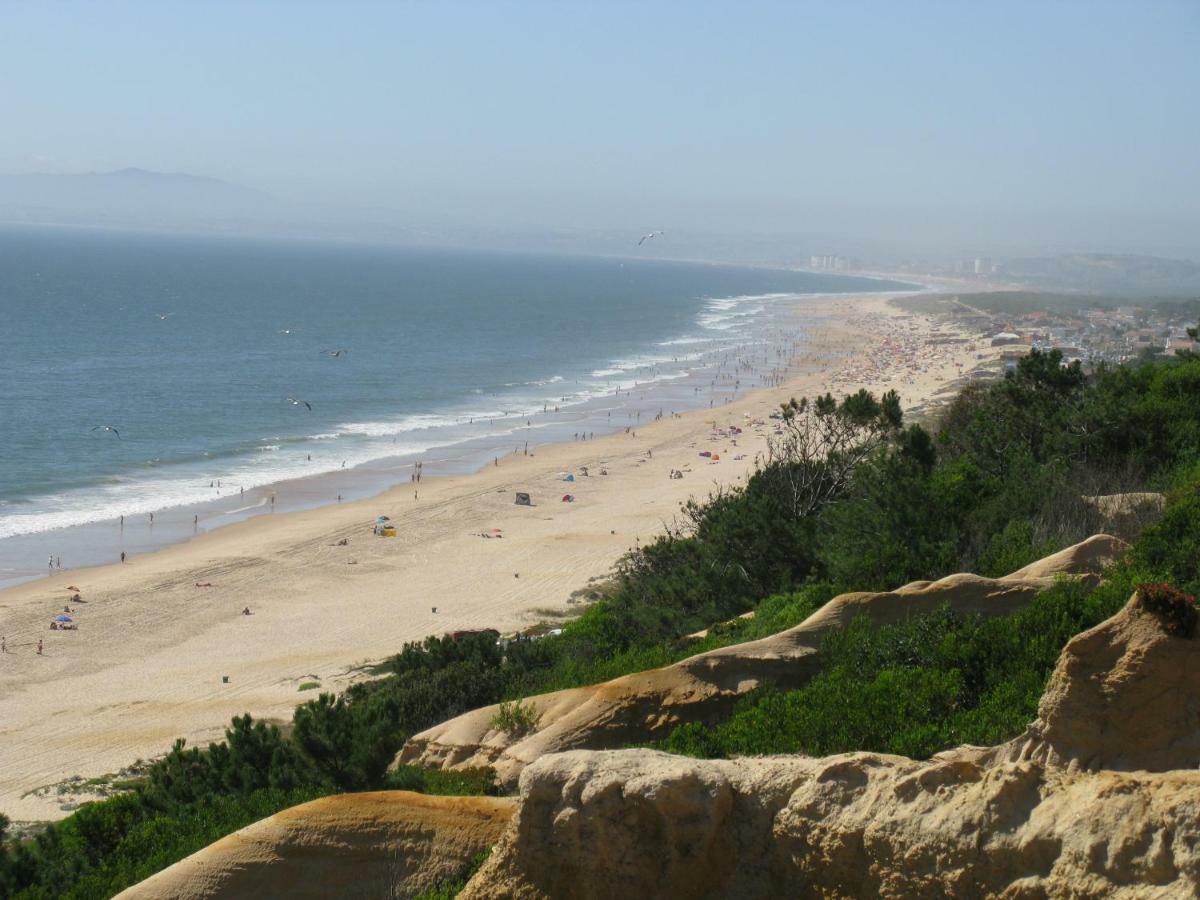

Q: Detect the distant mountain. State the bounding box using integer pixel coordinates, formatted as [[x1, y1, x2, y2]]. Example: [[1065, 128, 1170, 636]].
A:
[[0, 168, 277, 227], [1003, 253, 1200, 297]]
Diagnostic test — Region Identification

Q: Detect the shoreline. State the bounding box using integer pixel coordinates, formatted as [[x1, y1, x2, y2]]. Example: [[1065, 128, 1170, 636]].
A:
[[0, 291, 993, 823], [0, 287, 918, 590]]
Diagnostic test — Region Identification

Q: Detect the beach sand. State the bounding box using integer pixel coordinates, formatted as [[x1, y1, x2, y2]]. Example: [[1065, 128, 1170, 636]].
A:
[[0, 293, 994, 822]]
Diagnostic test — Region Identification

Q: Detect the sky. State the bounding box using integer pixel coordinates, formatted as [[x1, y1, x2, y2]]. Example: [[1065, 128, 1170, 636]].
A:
[[1, 0, 1198, 257]]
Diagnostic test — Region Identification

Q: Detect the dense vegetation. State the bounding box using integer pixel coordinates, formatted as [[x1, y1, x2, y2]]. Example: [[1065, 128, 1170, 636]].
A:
[[664, 476, 1200, 760], [3, 347, 1199, 898]]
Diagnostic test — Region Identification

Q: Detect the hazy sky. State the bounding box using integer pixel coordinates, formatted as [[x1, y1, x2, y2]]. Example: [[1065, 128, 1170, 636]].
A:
[[2, 1, 1198, 251]]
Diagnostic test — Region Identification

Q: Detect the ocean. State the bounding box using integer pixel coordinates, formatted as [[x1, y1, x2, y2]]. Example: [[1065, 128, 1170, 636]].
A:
[[0, 225, 912, 583]]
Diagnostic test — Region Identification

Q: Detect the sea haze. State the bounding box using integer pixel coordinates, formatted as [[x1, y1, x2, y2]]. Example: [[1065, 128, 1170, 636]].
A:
[[0, 226, 909, 554]]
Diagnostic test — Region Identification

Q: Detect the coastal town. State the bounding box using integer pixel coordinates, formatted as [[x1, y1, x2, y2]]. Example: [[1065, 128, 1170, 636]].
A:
[[955, 301, 1196, 364]]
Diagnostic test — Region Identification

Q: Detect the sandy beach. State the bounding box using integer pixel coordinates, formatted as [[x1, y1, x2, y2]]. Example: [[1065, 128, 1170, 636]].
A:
[[0, 293, 993, 823]]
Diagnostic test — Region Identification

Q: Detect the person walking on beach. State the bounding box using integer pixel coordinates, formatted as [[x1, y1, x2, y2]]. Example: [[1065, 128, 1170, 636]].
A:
[[48, 556, 53, 570], [37, 639, 43, 655], [120, 551, 126, 563]]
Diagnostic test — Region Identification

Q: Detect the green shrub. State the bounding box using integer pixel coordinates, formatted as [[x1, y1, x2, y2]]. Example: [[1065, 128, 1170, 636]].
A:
[[386, 766, 499, 797], [490, 701, 539, 737], [1132, 486, 1200, 594], [1136, 582, 1199, 637]]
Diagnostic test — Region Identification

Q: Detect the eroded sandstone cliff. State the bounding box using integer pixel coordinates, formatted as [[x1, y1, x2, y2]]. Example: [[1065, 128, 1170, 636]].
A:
[[460, 588, 1200, 898]]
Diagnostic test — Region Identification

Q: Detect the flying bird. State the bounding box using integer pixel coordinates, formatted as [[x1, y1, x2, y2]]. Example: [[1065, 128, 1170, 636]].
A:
[[278, 328, 295, 336], [156, 313, 174, 321], [637, 231, 664, 247], [286, 398, 312, 411], [91, 425, 121, 439], [321, 349, 349, 358]]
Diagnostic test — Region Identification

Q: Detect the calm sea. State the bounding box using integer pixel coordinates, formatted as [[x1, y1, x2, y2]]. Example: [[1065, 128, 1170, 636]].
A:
[[0, 226, 910, 578]]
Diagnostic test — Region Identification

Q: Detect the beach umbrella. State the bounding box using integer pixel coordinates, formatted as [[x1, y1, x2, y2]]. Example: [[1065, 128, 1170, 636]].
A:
[[54, 614, 72, 623], [376, 515, 390, 523]]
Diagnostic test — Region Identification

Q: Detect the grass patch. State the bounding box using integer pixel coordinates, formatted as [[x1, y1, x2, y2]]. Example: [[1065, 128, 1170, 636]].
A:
[[297, 682, 321, 692]]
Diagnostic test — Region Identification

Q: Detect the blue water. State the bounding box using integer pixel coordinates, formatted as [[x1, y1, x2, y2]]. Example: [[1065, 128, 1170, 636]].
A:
[[0, 225, 910, 550]]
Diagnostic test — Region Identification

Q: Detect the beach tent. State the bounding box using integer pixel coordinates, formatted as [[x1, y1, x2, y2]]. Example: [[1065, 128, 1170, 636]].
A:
[[54, 614, 72, 623], [564, 473, 574, 482], [515, 492, 532, 506], [561, 494, 575, 502]]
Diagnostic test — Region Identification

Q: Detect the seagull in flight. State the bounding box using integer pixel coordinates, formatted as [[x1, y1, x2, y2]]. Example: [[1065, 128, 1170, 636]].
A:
[[637, 230, 664, 247], [321, 348, 349, 358], [156, 313, 174, 321], [91, 425, 121, 439], [286, 398, 312, 411], [278, 328, 295, 336]]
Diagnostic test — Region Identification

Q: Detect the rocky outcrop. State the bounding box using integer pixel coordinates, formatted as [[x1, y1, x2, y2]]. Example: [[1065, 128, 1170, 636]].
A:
[[460, 589, 1200, 899], [993, 581, 1200, 774], [116, 791, 515, 900], [398, 535, 1127, 788]]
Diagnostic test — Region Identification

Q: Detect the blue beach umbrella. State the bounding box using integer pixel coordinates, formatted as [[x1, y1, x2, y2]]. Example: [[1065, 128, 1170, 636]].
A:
[[54, 614, 73, 623]]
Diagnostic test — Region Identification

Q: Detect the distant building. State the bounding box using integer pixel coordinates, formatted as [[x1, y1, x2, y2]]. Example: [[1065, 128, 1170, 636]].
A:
[[990, 332, 1023, 347], [809, 254, 855, 271], [974, 257, 993, 275]]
